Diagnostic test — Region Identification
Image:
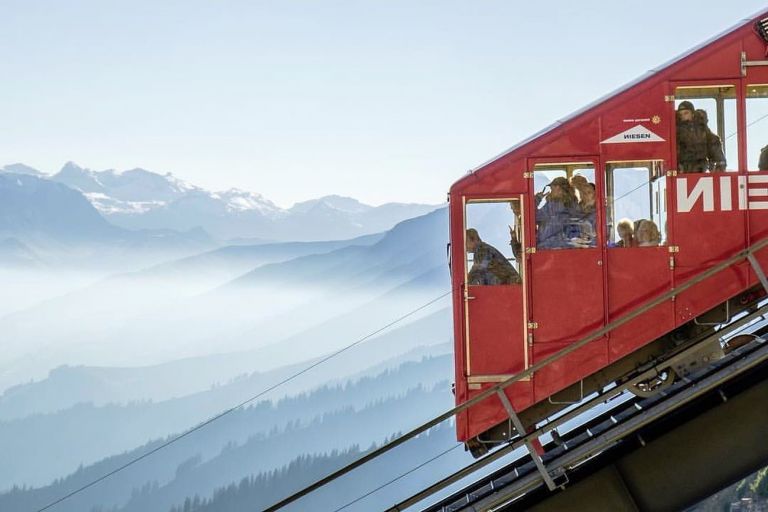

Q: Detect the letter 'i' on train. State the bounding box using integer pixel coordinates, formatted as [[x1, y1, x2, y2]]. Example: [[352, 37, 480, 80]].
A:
[[449, 10, 768, 457]]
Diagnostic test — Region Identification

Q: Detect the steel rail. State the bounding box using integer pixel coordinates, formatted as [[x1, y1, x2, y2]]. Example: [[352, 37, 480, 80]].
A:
[[474, 337, 768, 512], [263, 237, 768, 512], [395, 305, 768, 512]]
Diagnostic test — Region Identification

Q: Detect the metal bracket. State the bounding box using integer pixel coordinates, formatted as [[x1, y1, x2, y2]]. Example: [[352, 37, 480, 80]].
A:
[[525, 247, 537, 254], [664, 95, 675, 102], [694, 299, 730, 326], [523, 172, 533, 179], [496, 390, 558, 491], [668, 246, 680, 253], [528, 322, 539, 329], [747, 253, 768, 294], [666, 170, 678, 177], [740, 50, 768, 76]]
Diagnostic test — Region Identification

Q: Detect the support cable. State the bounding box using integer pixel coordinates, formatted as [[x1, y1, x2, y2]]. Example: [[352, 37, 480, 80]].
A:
[[332, 444, 463, 512], [33, 290, 452, 512]]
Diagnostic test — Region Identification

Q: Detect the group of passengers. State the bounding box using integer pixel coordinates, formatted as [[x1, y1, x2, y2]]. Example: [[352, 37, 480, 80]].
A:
[[535, 174, 597, 249], [614, 218, 661, 248]]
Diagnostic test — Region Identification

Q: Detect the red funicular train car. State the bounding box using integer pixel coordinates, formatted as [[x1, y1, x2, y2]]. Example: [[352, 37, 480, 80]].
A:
[[450, 11, 768, 455]]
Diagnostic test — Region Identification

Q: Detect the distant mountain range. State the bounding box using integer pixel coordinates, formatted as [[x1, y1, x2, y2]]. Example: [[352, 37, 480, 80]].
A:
[[0, 172, 215, 271], [1, 162, 443, 242]]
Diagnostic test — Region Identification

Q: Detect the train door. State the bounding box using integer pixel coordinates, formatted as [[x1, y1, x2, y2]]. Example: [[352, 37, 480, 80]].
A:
[[526, 159, 608, 401], [463, 198, 529, 390], [604, 160, 675, 360], [671, 83, 750, 320], [744, 78, 768, 281]]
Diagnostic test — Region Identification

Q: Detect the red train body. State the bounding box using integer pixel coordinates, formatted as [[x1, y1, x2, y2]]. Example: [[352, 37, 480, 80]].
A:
[[450, 11, 768, 449]]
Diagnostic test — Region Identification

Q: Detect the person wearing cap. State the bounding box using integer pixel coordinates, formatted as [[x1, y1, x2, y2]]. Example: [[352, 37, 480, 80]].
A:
[[535, 176, 579, 249], [466, 228, 521, 285], [676, 101, 711, 173]]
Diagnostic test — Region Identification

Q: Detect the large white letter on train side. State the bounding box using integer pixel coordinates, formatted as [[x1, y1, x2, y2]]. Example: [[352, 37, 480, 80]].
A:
[[748, 175, 768, 210], [677, 177, 714, 213], [720, 176, 733, 211]]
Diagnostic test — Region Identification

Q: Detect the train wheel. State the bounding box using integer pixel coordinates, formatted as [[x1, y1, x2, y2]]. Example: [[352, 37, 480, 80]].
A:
[[631, 368, 676, 397]]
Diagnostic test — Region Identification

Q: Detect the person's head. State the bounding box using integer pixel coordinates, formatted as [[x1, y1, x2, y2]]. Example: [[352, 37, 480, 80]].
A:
[[548, 176, 573, 204], [570, 174, 588, 191], [580, 182, 596, 207], [466, 228, 481, 252], [695, 108, 709, 125], [636, 220, 661, 246], [677, 101, 695, 123], [617, 218, 634, 242]]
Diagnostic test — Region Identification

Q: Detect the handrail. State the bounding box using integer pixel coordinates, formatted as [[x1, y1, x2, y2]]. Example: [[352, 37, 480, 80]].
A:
[[263, 236, 768, 511]]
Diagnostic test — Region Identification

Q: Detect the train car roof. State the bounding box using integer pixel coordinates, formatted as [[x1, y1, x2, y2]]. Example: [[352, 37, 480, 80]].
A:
[[453, 8, 768, 190]]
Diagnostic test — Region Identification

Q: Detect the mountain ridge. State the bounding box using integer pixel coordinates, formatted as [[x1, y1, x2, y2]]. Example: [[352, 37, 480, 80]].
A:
[[1, 162, 443, 241]]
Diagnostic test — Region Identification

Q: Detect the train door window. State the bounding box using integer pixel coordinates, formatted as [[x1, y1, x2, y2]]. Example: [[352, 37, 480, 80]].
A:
[[532, 163, 596, 250], [465, 199, 523, 285], [746, 84, 768, 171], [605, 161, 667, 247], [675, 86, 738, 172]]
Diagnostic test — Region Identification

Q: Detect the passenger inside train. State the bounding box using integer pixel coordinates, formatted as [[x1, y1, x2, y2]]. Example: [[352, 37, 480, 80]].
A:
[[535, 174, 599, 249], [635, 219, 662, 247], [535, 176, 579, 249], [676, 100, 727, 172], [465, 228, 521, 285], [615, 218, 636, 248]]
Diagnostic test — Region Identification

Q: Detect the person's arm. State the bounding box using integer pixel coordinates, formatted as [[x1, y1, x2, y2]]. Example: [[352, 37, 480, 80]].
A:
[[707, 133, 726, 171]]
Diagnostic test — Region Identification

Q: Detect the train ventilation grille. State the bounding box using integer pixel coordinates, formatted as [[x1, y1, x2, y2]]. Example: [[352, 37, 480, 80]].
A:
[[755, 18, 768, 43]]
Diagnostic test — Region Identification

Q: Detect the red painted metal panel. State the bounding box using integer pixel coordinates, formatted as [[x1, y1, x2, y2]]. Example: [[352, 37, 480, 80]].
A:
[[467, 285, 526, 376], [673, 40, 744, 81], [748, 172, 768, 240], [532, 340, 607, 402], [462, 381, 533, 441], [747, 172, 768, 289], [673, 174, 747, 266], [606, 247, 674, 361], [675, 262, 750, 324], [529, 249, 604, 344], [672, 174, 749, 323]]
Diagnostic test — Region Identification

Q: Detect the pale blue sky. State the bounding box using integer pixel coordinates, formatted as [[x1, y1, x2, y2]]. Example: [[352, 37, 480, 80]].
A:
[[1, 1, 766, 206]]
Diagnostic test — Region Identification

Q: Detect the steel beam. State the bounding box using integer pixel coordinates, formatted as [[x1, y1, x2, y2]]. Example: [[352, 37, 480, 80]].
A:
[[519, 375, 768, 512]]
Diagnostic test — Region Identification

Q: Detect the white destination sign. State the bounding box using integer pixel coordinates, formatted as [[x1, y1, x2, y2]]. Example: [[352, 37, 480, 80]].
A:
[[601, 125, 665, 144]]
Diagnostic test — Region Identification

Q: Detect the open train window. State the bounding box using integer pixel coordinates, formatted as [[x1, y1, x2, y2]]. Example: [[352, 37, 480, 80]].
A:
[[675, 85, 737, 172], [746, 84, 768, 171], [605, 161, 667, 248], [532, 163, 596, 250], [465, 199, 522, 286]]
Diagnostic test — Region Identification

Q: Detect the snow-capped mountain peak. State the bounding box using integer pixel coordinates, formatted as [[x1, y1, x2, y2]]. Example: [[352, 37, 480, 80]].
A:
[[0, 163, 48, 177], [4, 161, 443, 242], [290, 195, 372, 215], [214, 188, 284, 216]]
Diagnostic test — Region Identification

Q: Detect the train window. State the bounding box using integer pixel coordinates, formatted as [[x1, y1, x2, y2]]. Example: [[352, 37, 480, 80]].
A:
[[605, 161, 667, 248], [465, 200, 522, 286], [532, 163, 596, 250], [675, 85, 738, 172], [746, 84, 768, 171]]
